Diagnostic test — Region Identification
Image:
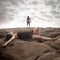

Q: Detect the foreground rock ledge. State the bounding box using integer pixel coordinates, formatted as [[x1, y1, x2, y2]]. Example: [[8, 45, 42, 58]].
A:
[[0, 39, 60, 60]]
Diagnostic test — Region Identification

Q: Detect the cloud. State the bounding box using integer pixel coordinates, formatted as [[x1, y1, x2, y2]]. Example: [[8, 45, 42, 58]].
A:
[[44, 0, 60, 19], [42, 14, 53, 19], [31, 0, 39, 5], [44, 0, 57, 6], [0, 0, 60, 28], [55, 15, 60, 19], [50, 10, 60, 15], [0, 0, 19, 24]]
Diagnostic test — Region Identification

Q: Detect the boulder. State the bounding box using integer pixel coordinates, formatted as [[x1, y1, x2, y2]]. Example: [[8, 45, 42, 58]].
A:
[[0, 40, 56, 60]]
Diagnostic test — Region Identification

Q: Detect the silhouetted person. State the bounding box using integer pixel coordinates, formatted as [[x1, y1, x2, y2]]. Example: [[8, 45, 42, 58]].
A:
[[27, 16, 31, 27]]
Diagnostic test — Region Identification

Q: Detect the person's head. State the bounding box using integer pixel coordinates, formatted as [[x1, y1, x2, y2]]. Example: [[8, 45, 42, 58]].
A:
[[27, 16, 29, 18], [8, 32, 14, 35], [6, 30, 15, 36], [4, 31, 14, 41], [27, 16, 29, 17]]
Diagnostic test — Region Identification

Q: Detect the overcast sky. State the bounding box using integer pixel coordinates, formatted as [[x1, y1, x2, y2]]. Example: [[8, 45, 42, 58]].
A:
[[0, 0, 60, 28]]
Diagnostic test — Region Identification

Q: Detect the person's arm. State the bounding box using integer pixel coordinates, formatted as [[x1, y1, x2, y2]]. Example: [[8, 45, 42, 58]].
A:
[[2, 36, 15, 47]]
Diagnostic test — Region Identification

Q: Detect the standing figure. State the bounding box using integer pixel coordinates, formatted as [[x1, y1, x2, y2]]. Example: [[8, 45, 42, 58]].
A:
[[27, 16, 31, 27]]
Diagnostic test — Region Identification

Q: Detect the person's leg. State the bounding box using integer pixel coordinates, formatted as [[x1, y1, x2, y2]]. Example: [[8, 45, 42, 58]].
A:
[[33, 27, 40, 35], [32, 35, 41, 40], [27, 22, 28, 27], [32, 35, 57, 41], [29, 22, 30, 27], [39, 36, 57, 41]]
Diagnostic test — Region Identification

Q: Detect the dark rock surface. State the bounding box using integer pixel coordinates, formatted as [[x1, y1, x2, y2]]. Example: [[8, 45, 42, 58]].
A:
[[0, 27, 60, 60]]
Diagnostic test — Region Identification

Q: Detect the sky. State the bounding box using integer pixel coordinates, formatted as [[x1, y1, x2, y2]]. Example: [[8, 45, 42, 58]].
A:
[[0, 0, 60, 28]]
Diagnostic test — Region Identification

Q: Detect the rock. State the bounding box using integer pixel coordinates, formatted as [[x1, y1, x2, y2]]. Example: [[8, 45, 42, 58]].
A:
[[37, 52, 56, 60], [0, 40, 56, 60], [48, 40, 60, 50], [0, 28, 60, 60]]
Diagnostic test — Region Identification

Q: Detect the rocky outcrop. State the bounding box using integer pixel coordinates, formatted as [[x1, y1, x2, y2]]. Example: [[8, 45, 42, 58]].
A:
[[0, 28, 60, 60], [0, 39, 60, 60]]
